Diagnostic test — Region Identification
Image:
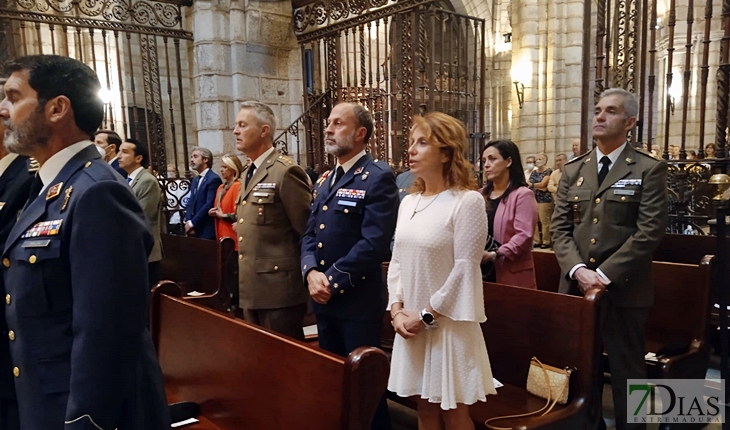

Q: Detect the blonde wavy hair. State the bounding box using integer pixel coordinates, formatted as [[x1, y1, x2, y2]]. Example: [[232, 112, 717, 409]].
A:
[[221, 154, 244, 179], [409, 112, 477, 193]]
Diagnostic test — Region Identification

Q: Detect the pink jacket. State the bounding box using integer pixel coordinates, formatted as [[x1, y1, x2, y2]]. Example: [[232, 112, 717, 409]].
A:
[[491, 186, 538, 289]]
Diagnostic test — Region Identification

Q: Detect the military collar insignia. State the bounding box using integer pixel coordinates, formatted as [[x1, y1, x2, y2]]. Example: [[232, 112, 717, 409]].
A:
[[22, 219, 63, 238], [316, 170, 331, 186], [46, 182, 63, 201], [361, 171, 369, 180], [577, 177, 584, 187], [625, 157, 633, 163], [354, 167, 364, 175]]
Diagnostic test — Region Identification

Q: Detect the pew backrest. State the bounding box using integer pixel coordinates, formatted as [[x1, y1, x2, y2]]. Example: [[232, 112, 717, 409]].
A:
[[158, 234, 236, 312], [481, 283, 607, 407], [151, 282, 389, 430], [647, 257, 712, 351]]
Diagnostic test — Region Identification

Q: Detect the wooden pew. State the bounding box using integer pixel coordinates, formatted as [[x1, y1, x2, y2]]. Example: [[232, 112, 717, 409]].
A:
[[651, 233, 726, 265], [470, 283, 608, 429], [158, 234, 236, 313], [151, 282, 390, 430], [531, 251, 713, 381], [384, 281, 607, 429]]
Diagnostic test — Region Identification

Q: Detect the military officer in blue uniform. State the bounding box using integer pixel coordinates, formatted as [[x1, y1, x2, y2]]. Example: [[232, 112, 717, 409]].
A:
[[0, 55, 170, 429], [0, 80, 36, 430], [301, 102, 399, 430]]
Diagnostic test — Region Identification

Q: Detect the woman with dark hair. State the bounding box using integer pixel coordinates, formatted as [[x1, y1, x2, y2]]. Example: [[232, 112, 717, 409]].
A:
[[480, 140, 538, 288]]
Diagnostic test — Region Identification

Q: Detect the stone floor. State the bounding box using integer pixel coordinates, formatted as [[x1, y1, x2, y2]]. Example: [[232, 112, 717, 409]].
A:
[[388, 355, 724, 430]]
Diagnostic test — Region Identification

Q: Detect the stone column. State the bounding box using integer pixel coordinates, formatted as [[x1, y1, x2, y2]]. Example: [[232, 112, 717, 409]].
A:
[[191, 0, 304, 166]]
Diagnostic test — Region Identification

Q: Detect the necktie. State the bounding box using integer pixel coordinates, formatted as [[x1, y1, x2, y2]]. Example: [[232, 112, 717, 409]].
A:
[[24, 174, 44, 210], [126, 177, 132, 185], [245, 163, 256, 188], [331, 166, 345, 187], [598, 156, 611, 186]]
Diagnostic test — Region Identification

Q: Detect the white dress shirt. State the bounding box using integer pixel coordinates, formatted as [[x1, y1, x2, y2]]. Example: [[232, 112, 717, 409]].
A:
[[0, 153, 19, 177], [331, 149, 367, 186], [38, 141, 94, 195], [126, 166, 144, 184], [252, 147, 276, 173]]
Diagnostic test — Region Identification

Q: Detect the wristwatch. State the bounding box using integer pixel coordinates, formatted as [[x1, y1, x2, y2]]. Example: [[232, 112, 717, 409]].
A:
[[419, 309, 438, 329]]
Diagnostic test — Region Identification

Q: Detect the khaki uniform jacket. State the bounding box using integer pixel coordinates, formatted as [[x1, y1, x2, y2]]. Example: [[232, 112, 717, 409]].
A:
[[236, 150, 312, 309], [550, 144, 667, 307], [130, 168, 163, 263]]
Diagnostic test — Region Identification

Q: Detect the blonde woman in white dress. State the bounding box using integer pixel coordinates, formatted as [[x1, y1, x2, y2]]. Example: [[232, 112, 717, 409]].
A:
[[388, 112, 496, 430]]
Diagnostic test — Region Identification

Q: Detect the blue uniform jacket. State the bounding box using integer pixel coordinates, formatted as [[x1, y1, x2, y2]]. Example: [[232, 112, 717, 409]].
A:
[[1, 145, 170, 430], [185, 171, 222, 240], [300, 154, 399, 321]]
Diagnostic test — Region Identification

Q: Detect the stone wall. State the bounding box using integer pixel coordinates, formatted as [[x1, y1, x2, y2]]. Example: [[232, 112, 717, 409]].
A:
[[190, 0, 304, 169]]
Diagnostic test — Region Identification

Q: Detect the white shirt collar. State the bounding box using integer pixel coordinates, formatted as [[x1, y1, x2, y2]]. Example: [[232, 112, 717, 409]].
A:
[[595, 141, 627, 171], [252, 146, 276, 170], [336, 149, 367, 175], [127, 166, 145, 182], [198, 168, 209, 179], [107, 157, 115, 165], [39, 141, 94, 193], [0, 153, 19, 177]]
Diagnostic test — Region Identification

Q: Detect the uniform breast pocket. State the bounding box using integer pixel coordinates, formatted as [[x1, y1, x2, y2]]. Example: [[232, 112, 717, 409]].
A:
[[252, 192, 276, 225], [12, 239, 65, 316], [606, 188, 642, 225], [568, 189, 593, 218], [333, 199, 364, 229]]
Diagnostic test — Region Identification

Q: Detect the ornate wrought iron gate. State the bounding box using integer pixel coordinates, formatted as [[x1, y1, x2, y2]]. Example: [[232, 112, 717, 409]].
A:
[[0, 0, 194, 174], [589, 0, 730, 233], [289, 0, 487, 173]]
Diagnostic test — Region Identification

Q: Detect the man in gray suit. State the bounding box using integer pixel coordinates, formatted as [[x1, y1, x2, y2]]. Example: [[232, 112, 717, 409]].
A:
[[551, 88, 667, 430], [118, 138, 163, 286]]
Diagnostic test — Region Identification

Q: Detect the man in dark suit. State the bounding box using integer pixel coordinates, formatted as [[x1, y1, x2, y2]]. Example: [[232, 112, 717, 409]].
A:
[[551, 88, 667, 430], [0, 80, 35, 430], [184, 146, 222, 240], [118, 138, 163, 286], [301, 102, 399, 430], [94, 129, 127, 179], [0, 54, 170, 429]]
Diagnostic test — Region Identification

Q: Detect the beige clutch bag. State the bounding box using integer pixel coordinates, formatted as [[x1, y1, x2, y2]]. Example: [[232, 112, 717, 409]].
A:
[[526, 356, 572, 405], [484, 357, 573, 430]]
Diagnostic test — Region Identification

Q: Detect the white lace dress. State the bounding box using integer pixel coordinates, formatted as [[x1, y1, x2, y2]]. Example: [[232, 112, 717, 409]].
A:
[[387, 189, 496, 410]]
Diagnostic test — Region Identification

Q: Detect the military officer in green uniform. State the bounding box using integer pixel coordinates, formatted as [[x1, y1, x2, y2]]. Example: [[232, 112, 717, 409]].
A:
[[551, 88, 668, 430], [234, 101, 312, 340]]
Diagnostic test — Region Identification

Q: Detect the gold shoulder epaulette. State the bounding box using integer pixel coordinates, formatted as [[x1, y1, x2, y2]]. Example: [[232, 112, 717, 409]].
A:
[[276, 155, 294, 165], [28, 158, 39, 172]]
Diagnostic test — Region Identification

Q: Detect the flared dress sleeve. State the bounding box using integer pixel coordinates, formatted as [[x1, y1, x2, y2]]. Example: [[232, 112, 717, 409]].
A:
[[429, 191, 488, 322]]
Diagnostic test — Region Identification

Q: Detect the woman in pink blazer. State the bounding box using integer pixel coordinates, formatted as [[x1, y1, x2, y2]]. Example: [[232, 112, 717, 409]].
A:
[[480, 140, 538, 289]]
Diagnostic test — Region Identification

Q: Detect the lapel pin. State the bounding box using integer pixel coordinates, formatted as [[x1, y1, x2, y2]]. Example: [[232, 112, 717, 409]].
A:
[[577, 177, 584, 187], [584, 158, 591, 163], [61, 186, 73, 212], [626, 157, 633, 163], [361, 171, 369, 180], [46, 182, 63, 201]]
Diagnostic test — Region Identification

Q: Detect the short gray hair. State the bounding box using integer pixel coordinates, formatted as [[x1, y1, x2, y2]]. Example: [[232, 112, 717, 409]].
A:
[[599, 88, 639, 119], [240, 101, 277, 141], [192, 146, 214, 168]]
